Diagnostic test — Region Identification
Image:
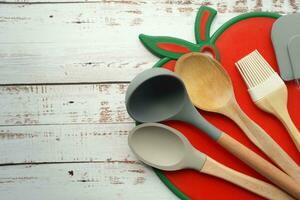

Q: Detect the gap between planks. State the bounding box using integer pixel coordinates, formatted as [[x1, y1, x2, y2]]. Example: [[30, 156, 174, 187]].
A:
[[0, 81, 130, 87], [0, 160, 139, 167]]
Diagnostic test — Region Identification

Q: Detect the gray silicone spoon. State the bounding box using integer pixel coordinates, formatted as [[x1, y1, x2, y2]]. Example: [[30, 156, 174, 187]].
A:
[[129, 123, 293, 200], [125, 68, 300, 199]]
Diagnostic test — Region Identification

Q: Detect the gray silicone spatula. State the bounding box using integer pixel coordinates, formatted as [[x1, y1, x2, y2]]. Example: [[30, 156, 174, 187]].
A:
[[129, 123, 294, 200], [271, 13, 300, 87], [125, 68, 300, 198], [288, 35, 300, 87]]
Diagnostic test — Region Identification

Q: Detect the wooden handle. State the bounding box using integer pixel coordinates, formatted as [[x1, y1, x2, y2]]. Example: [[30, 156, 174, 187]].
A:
[[222, 100, 300, 182], [200, 156, 294, 200], [255, 86, 300, 153], [278, 110, 300, 152], [217, 133, 300, 199]]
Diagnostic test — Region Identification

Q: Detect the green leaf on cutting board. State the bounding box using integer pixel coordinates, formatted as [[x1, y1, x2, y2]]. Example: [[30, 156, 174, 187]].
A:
[[139, 34, 201, 59], [194, 6, 217, 44]]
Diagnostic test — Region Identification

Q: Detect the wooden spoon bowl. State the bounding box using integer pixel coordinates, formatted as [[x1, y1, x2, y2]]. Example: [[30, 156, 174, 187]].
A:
[[174, 52, 233, 112]]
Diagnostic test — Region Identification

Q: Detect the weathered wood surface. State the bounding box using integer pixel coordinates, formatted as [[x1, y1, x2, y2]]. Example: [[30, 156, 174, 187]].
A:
[[0, 122, 176, 199], [0, 123, 136, 164], [0, 84, 132, 125], [0, 0, 298, 84], [0, 163, 177, 200], [0, 0, 298, 199]]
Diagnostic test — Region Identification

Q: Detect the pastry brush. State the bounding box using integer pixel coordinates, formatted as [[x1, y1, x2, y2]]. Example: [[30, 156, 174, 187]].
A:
[[235, 50, 300, 152]]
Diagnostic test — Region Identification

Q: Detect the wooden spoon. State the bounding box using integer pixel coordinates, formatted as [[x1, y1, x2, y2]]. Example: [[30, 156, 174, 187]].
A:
[[174, 52, 300, 182]]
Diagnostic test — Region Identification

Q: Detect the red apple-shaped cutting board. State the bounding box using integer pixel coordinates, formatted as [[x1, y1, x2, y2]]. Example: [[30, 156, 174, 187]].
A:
[[138, 6, 300, 200]]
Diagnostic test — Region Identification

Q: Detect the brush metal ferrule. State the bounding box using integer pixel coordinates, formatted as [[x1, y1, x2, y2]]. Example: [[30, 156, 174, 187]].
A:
[[248, 73, 285, 102]]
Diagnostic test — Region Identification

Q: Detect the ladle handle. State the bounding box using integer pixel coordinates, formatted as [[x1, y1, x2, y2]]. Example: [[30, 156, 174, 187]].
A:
[[200, 156, 294, 200], [223, 101, 300, 182], [217, 132, 300, 199]]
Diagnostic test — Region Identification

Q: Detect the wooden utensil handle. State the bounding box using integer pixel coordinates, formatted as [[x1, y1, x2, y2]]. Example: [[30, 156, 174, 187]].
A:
[[255, 87, 300, 153], [217, 132, 300, 199], [278, 110, 300, 152], [200, 156, 294, 200], [223, 101, 300, 182]]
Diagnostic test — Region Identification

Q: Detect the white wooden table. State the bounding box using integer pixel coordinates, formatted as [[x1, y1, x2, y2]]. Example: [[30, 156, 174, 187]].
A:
[[0, 0, 298, 199]]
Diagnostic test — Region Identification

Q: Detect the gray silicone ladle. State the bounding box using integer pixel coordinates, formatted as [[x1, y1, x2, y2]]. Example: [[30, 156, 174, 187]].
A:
[[125, 67, 220, 140], [125, 68, 300, 199], [128, 123, 293, 200]]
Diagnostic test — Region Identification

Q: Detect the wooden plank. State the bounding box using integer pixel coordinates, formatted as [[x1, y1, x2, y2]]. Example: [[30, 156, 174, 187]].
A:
[[0, 123, 136, 164], [0, 0, 299, 13], [0, 83, 133, 126], [0, 2, 155, 84], [0, 162, 177, 200], [1, 1, 297, 84]]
